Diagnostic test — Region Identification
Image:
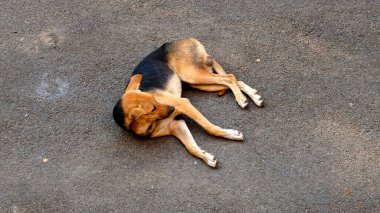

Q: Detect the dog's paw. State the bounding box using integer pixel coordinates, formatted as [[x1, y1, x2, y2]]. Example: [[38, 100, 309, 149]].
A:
[[225, 129, 244, 141], [252, 93, 264, 107], [237, 97, 249, 109], [204, 152, 217, 167]]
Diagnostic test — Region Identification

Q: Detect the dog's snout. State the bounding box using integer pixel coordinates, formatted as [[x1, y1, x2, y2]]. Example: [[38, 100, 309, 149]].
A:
[[169, 106, 175, 114]]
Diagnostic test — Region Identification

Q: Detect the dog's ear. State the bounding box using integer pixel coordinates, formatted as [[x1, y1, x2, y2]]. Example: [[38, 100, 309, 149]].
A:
[[125, 74, 142, 91]]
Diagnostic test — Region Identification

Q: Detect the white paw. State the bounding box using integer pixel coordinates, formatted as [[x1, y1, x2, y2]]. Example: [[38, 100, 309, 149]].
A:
[[238, 97, 249, 109], [204, 152, 217, 167], [225, 129, 244, 141], [252, 94, 264, 107]]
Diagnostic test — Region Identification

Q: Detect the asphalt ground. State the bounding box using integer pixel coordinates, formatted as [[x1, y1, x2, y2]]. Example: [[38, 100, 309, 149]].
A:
[[1, 0, 379, 212]]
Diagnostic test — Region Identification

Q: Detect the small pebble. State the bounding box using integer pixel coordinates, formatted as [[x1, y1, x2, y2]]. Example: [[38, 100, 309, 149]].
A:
[[42, 158, 48, 163]]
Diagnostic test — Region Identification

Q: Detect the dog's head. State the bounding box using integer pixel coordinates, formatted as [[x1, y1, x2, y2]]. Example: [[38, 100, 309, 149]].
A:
[[113, 74, 175, 136]]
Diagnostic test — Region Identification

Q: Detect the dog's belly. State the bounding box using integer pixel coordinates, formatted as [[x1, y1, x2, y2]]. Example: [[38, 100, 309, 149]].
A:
[[165, 74, 182, 97]]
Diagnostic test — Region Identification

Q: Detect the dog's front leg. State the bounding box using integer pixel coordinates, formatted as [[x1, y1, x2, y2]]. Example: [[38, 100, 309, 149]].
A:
[[155, 95, 244, 141], [151, 119, 217, 167]]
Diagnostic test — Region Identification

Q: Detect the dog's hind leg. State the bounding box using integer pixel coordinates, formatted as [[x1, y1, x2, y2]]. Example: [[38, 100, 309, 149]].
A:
[[190, 82, 264, 107], [191, 55, 229, 96], [190, 84, 228, 92], [205, 56, 228, 96], [192, 55, 264, 107], [177, 69, 249, 108], [207, 56, 264, 106]]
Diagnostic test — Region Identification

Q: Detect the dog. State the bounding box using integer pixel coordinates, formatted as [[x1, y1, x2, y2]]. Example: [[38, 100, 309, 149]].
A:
[[113, 38, 263, 167]]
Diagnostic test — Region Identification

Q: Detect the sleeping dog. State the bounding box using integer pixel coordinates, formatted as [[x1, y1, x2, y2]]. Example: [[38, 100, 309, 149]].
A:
[[113, 38, 263, 167]]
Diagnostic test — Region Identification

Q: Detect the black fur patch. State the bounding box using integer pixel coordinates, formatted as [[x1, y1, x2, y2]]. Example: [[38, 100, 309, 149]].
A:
[[132, 43, 174, 91], [113, 99, 127, 130]]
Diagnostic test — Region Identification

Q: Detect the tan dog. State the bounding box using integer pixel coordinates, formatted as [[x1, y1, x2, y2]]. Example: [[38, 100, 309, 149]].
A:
[[113, 38, 263, 167]]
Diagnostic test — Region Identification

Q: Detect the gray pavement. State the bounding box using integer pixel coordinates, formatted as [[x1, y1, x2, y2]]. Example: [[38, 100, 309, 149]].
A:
[[1, 0, 379, 212]]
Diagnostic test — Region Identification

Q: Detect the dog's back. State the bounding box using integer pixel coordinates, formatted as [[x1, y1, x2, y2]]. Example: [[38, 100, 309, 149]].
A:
[[131, 43, 175, 92]]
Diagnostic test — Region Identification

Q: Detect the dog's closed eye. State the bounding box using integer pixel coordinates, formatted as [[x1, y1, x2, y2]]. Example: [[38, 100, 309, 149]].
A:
[[128, 108, 146, 120], [147, 122, 155, 132], [138, 103, 156, 113]]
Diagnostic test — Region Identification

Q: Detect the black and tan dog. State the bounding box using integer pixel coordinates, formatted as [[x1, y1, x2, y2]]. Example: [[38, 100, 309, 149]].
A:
[[113, 38, 263, 167]]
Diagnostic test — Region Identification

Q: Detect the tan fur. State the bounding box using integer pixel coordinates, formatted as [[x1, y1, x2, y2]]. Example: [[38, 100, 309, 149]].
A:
[[164, 74, 182, 97]]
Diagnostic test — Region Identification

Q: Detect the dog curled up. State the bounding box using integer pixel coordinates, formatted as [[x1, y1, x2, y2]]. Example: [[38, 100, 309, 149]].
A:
[[113, 38, 263, 167]]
